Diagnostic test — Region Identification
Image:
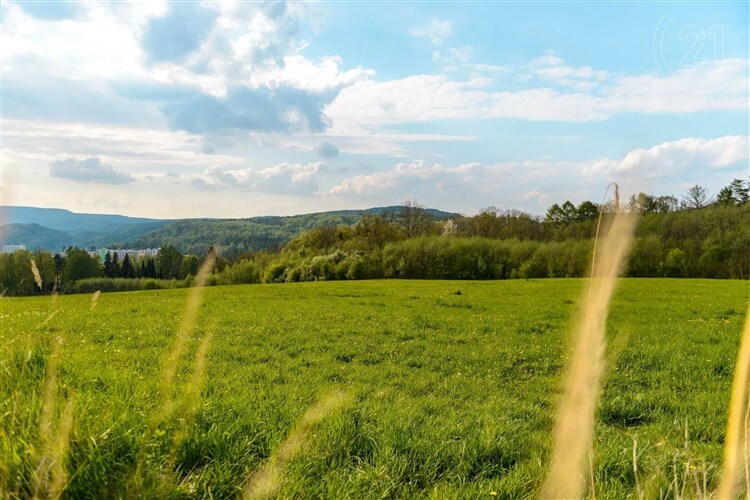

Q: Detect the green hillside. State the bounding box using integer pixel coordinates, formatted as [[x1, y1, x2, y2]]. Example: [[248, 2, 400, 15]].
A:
[[0, 206, 459, 254], [122, 207, 459, 255]]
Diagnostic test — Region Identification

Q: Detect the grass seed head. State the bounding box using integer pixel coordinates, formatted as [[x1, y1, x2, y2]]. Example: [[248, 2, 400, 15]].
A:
[[717, 299, 750, 499], [541, 201, 637, 499], [30, 259, 43, 289]]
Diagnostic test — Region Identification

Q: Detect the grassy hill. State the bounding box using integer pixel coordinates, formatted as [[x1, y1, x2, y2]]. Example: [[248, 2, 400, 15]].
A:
[[1, 279, 746, 497]]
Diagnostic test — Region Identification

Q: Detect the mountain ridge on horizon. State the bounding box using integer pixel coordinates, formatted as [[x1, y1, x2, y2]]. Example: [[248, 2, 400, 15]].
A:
[[0, 205, 460, 255], [1, 204, 460, 224]]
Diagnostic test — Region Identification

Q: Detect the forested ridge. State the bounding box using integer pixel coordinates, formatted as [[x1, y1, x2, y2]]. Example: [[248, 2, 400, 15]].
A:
[[0, 206, 457, 253], [1, 180, 747, 296], [121, 207, 458, 255]]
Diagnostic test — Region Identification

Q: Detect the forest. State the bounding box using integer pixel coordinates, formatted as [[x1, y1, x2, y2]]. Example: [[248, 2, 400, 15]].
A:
[[1, 179, 747, 296]]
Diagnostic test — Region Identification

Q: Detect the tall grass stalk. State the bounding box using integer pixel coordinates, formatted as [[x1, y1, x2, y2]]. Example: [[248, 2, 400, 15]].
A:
[[127, 252, 217, 493], [89, 290, 100, 311], [744, 401, 749, 498], [540, 208, 636, 499], [168, 330, 213, 465], [31, 337, 62, 498], [40, 310, 60, 328], [48, 397, 75, 499], [159, 252, 216, 416], [30, 259, 42, 290], [717, 300, 750, 499], [243, 390, 350, 499]]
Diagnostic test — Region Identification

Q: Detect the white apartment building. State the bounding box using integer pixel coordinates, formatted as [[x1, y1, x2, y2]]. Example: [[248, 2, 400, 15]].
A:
[[1, 244, 27, 253]]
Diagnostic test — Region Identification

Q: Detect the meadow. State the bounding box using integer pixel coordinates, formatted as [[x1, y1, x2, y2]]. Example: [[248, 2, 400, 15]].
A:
[[1, 278, 748, 498]]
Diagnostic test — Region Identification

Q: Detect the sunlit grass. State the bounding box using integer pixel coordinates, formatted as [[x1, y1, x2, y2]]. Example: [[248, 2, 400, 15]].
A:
[[0, 279, 747, 497]]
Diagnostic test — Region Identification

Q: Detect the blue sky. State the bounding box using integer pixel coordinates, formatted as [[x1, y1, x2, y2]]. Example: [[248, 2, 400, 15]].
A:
[[1, 0, 748, 218]]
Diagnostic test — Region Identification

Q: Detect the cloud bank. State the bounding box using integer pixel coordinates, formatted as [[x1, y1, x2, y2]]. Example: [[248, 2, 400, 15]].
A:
[[49, 157, 135, 184]]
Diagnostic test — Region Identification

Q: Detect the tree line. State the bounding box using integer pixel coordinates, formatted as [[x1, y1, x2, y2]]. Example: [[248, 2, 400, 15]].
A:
[[1, 178, 747, 296], [215, 179, 748, 284], [0, 245, 226, 296]]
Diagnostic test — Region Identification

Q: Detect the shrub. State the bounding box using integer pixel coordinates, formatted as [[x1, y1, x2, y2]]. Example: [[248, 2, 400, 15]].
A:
[[216, 259, 261, 285], [659, 248, 688, 278], [71, 278, 185, 294], [264, 262, 288, 283]]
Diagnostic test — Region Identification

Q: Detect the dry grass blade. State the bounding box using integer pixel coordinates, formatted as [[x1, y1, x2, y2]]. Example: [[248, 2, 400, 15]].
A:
[[40, 309, 61, 328], [90, 290, 100, 311], [48, 397, 75, 499], [717, 300, 750, 499], [31, 337, 63, 499], [540, 211, 637, 499], [744, 400, 749, 498], [168, 330, 213, 464], [30, 259, 43, 289], [244, 390, 350, 499], [159, 251, 216, 414], [186, 330, 212, 409]]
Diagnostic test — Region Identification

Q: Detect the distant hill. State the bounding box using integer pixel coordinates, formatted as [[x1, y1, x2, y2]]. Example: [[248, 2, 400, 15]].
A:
[[0, 206, 172, 251], [0, 221, 170, 252], [0, 206, 166, 233], [0, 205, 459, 254], [1, 223, 76, 251]]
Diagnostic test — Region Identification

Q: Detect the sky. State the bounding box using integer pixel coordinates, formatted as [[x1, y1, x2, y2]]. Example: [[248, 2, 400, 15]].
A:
[[1, 0, 748, 219]]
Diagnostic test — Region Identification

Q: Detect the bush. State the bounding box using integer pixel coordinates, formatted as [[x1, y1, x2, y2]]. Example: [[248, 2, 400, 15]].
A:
[[216, 259, 261, 285], [264, 262, 288, 283], [346, 258, 368, 280], [71, 278, 186, 294], [659, 248, 688, 278]]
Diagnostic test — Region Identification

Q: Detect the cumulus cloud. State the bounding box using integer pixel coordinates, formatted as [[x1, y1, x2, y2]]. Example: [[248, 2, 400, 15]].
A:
[[192, 162, 328, 194], [1, 1, 363, 140], [141, 2, 219, 63], [326, 58, 749, 129], [162, 86, 332, 135], [49, 157, 135, 184], [328, 136, 750, 198], [315, 140, 339, 159], [526, 53, 609, 91], [610, 136, 749, 176], [411, 18, 453, 45], [329, 160, 474, 195]]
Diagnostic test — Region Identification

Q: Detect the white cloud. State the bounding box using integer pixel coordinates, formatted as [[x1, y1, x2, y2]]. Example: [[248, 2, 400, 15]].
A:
[[0, 1, 369, 135], [1, 119, 246, 171], [246, 130, 476, 157], [1, 2, 146, 81], [328, 136, 750, 212], [315, 140, 339, 159], [410, 18, 453, 45], [326, 57, 749, 129], [521, 188, 552, 204], [325, 75, 607, 129], [526, 53, 609, 91], [616, 136, 749, 174], [49, 157, 134, 184], [192, 162, 328, 194]]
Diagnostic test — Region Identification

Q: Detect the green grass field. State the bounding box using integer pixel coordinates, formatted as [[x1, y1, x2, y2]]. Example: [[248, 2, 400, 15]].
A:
[[1, 279, 748, 498]]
